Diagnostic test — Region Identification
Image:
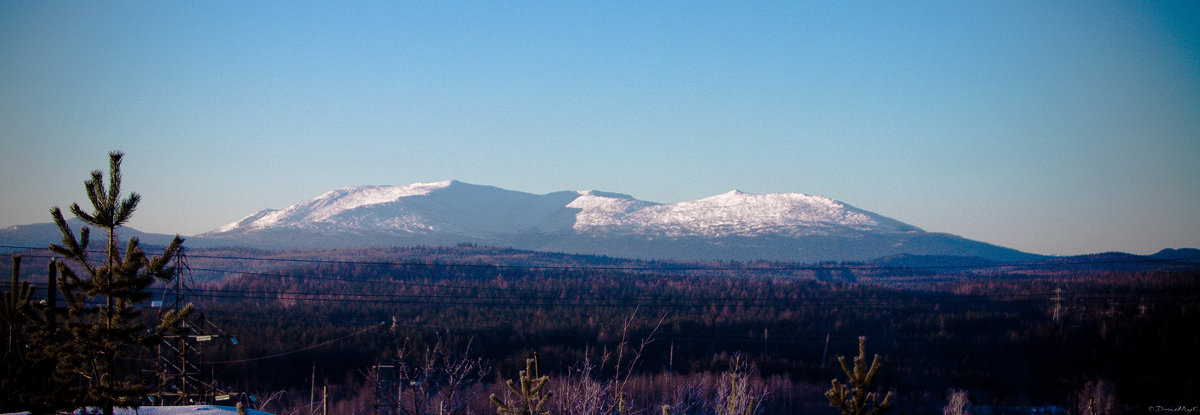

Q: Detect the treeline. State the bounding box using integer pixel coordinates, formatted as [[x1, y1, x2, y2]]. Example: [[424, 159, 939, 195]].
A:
[[162, 245, 1200, 414], [12, 151, 1195, 414]]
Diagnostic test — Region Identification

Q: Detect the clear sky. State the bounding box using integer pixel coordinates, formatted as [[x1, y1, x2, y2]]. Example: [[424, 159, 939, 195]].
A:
[[1, 1, 1197, 256]]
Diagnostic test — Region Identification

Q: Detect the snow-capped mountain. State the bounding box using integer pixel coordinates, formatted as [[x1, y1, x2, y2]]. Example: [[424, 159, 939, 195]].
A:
[[567, 189, 922, 237], [212, 180, 918, 239], [197, 180, 1037, 262], [211, 180, 582, 237]]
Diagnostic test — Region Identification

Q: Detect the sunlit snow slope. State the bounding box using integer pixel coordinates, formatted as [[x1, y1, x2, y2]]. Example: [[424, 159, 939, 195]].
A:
[[199, 180, 1033, 262]]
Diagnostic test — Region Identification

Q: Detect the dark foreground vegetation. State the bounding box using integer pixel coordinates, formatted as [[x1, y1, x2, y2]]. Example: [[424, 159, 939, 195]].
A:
[[6, 243, 1196, 414]]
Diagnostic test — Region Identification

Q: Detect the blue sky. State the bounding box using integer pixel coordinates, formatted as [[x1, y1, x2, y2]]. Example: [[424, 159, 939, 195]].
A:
[[1, 1, 1197, 256]]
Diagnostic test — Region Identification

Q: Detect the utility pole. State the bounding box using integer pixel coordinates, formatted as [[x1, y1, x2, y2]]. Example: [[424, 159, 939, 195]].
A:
[[46, 259, 58, 331], [1051, 287, 1064, 322], [821, 332, 831, 369], [763, 328, 769, 357], [310, 363, 316, 415], [7, 255, 21, 360], [669, 341, 674, 373]]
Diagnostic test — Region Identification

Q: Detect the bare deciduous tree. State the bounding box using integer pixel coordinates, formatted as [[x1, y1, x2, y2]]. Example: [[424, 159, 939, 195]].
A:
[[943, 389, 969, 415]]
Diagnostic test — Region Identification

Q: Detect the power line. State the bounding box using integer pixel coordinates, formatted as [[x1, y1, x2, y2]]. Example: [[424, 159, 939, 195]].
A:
[[7, 245, 1196, 319], [5, 244, 1198, 273], [188, 266, 560, 295], [14, 271, 1197, 321], [205, 323, 385, 365], [14, 271, 1199, 310]]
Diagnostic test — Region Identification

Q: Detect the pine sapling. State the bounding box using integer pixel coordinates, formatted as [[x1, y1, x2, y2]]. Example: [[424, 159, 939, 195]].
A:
[[2, 255, 36, 361], [491, 357, 552, 415], [48, 151, 187, 415], [825, 336, 895, 415]]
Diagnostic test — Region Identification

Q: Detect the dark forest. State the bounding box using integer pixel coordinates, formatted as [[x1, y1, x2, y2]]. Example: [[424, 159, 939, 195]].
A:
[[5, 244, 1196, 414]]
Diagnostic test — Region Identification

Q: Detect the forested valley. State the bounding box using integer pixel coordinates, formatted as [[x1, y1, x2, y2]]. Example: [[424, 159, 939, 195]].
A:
[[5, 244, 1197, 414]]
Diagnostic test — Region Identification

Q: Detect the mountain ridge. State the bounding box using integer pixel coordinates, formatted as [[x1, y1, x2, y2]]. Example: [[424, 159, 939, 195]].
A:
[[206, 180, 923, 240], [8, 180, 1186, 263], [191, 179, 1025, 262]]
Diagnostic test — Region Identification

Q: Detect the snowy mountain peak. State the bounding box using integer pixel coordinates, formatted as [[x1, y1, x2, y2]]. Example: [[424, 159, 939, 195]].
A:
[[214, 208, 279, 233], [574, 189, 639, 200], [205, 180, 926, 249], [216, 180, 457, 231], [314, 180, 453, 203], [179, 180, 1052, 262], [563, 189, 915, 238]]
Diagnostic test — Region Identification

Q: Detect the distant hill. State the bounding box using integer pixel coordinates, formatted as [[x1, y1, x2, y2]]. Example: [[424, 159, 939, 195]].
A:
[[6, 180, 1193, 264], [194, 180, 1041, 263], [0, 218, 186, 250]]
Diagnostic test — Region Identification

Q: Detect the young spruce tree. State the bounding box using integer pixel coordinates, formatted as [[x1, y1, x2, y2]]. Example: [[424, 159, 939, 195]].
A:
[[491, 357, 552, 415], [825, 336, 895, 415], [49, 151, 188, 415], [1, 255, 39, 412], [1, 255, 76, 413]]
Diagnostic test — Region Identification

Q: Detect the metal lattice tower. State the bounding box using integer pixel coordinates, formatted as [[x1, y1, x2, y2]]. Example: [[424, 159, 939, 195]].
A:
[[373, 363, 400, 415], [153, 248, 237, 406], [373, 316, 403, 415]]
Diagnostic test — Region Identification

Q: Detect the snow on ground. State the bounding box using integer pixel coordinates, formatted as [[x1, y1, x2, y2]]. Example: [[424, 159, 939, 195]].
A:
[[5, 405, 273, 415], [112, 406, 272, 415]]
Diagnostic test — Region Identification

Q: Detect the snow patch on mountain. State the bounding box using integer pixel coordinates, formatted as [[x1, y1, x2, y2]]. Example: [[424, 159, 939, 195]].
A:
[[215, 180, 454, 232], [207, 180, 924, 241], [143, 180, 1060, 262], [568, 189, 919, 237], [214, 209, 278, 233], [566, 190, 659, 230]]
